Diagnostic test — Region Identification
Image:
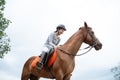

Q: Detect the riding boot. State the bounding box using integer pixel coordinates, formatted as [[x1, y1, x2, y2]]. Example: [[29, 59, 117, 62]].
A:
[[36, 52, 47, 69]]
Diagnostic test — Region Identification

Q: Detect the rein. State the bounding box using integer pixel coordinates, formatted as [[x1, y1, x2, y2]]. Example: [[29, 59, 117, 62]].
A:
[[58, 38, 98, 56], [58, 45, 93, 56], [79, 45, 91, 50]]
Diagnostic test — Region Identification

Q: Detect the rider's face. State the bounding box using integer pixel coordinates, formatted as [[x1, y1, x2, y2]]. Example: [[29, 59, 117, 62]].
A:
[[58, 29, 65, 35]]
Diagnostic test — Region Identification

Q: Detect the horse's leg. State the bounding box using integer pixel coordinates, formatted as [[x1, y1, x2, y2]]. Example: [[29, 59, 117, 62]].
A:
[[55, 70, 64, 80], [56, 75, 64, 80], [63, 74, 72, 80]]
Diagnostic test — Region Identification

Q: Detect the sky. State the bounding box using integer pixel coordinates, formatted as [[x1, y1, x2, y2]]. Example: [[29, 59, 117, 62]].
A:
[[0, 0, 120, 80]]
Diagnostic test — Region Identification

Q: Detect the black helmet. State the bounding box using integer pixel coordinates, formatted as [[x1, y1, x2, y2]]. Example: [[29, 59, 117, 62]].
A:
[[57, 24, 66, 31]]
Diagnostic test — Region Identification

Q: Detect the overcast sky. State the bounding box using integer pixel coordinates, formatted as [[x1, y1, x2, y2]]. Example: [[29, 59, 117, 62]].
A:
[[0, 0, 120, 80]]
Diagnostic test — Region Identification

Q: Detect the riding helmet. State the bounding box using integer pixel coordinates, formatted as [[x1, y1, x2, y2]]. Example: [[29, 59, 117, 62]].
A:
[[56, 24, 66, 31]]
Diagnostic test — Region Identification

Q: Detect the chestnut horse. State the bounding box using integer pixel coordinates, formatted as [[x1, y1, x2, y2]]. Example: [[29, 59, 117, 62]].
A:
[[21, 22, 102, 80]]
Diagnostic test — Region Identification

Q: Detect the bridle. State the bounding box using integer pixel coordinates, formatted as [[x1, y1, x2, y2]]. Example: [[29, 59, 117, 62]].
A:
[[58, 27, 98, 56]]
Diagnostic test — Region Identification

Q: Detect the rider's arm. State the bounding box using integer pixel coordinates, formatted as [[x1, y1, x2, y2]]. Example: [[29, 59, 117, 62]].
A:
[[48, 32, 61, 47], [48, 32, 56, 47]]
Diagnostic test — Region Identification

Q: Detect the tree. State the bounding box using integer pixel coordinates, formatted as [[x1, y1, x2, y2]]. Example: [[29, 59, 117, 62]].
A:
[[0, 0, 11, 58], [111, 63, 120, 80]]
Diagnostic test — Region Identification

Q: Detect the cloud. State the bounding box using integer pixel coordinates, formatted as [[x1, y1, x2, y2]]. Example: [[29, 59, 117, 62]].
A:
[[1, 0, 120, 80], [71, 67, 114, 80], [0, 71, 19, 80]]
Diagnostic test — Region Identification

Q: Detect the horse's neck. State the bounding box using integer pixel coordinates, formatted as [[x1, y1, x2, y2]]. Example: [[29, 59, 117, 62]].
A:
[[62, 29, 85, 55]]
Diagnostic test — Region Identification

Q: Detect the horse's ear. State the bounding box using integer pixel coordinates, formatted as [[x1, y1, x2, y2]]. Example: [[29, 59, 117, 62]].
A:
[[84, 22, 88, 28]]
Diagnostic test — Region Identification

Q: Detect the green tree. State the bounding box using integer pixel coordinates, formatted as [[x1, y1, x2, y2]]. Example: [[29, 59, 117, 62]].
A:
[[111, 63, 120, 80], [0, 0, 11, 58]]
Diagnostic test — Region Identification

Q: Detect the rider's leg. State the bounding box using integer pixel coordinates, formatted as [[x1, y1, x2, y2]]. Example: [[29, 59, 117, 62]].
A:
[[36, 45, 54, 69], [36, 46, 49, 69], [36, 51, 47, 68]]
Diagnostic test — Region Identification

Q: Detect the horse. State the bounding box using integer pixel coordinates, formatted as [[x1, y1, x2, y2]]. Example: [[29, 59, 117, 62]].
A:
[[21, 22, 102, 80]]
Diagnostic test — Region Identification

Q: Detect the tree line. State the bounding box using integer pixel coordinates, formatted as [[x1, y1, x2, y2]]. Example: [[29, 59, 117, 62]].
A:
[[0, 0, 11, 58]]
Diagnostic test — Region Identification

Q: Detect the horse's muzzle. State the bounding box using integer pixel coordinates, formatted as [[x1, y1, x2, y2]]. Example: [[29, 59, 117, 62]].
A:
[[94, 43, 102, 50]]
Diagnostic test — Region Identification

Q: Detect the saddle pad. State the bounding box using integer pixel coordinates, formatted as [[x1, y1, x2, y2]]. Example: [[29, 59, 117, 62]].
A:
[[31, 56, 40, 68], [31, 49, 57, 68], [47, 49, 57, 67]]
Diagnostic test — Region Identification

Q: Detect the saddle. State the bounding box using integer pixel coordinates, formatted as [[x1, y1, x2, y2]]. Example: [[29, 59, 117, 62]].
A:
[[31, 49, 57, 68]]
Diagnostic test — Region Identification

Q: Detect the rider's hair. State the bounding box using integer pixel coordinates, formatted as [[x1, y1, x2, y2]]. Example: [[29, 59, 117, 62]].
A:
[[55, 28, 60, 32]]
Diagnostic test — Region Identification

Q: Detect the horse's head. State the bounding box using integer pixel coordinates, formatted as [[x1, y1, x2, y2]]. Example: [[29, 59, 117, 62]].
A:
[[82, 22, 102, 50]]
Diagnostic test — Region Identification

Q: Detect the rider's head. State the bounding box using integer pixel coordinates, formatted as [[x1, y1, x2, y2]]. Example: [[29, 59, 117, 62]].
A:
[[56, 24, 66, 31], [56, 24, 66, 35]]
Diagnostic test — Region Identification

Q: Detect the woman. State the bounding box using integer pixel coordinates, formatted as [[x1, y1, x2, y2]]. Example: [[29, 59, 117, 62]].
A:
[[37, 24, 66, 69]]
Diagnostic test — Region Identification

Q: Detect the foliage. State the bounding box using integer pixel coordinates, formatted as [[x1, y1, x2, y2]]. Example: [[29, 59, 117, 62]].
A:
[[0, 0, 11, 58], [111, 63, 120, 80]]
